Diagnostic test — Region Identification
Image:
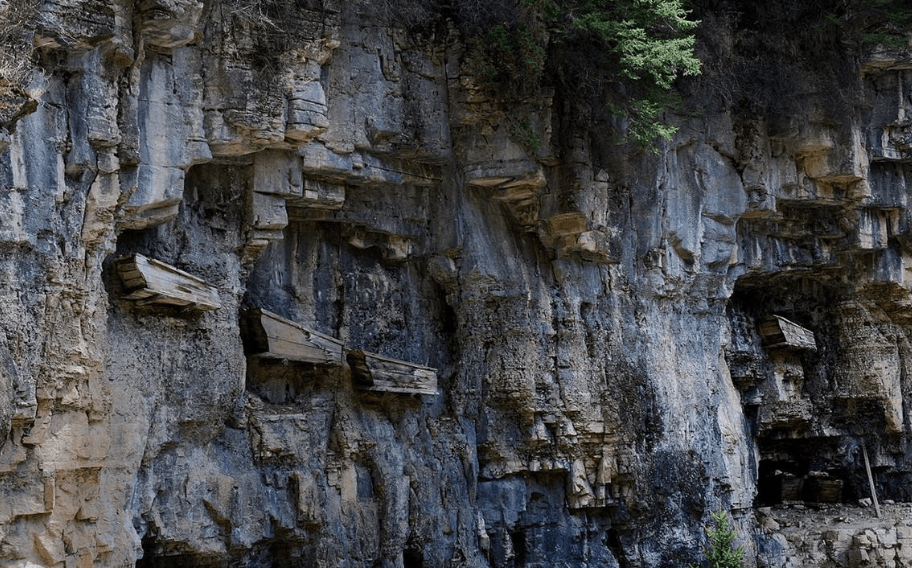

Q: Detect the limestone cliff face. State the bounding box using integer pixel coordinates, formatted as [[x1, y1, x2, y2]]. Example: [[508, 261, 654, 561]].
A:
[[1, 1, 912, 567]]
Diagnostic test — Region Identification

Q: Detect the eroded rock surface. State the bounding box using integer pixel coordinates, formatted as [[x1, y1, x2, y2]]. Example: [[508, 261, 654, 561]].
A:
[[1, 1, 912, 567]]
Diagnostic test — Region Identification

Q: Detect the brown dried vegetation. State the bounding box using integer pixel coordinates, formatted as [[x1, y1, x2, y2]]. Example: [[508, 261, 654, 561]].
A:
[[0, 0, 42, 89]]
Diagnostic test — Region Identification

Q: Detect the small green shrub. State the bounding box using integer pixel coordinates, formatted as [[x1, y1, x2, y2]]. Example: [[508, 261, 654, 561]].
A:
[[859, 0, 912, 48], [862, 30, 908, 48], [821, 0, 912, 49], [692, 510, 745, 568], [627, 97, 681, 150], [859, 0, 912, 31], [508, 118, 542, 152], [468, 23, 546, 90]]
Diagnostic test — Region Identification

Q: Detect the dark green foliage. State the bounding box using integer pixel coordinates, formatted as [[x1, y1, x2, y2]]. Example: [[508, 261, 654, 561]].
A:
[[692, 510, 745, 568], [611, 94, 682, 148], [454, 0, 703, 152], [561, 0, 701, 90], [529, 0, 701, 150], [789, 0, 912, 48], [854, 0, 912, 47], [475, 23, 547, 85], [462, 0, 701, 150]]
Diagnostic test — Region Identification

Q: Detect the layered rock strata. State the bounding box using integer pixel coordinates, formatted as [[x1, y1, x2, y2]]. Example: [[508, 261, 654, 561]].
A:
[[0, 1, 912, 567]]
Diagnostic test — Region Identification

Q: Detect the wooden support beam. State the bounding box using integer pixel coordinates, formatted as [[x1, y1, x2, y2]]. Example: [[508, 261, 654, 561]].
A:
[[862, 443, 881, 518]]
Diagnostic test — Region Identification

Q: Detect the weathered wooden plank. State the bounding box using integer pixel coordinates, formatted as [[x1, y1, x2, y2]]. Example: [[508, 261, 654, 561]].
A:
[[258, 312, 341, 351], [346, 349, 437, 395], [366, 377, 438, 393], [127, 254, 213, 289], [758, 315, 816, 351], [359, 384, 439, 396], [244, 309, 343, 365], [359, 368, 435, 383], [266, 338, 338, 364], [122, 288, 157, 301], [346, 349, 435, 370], [136, 294, 190, 307], [863, 444, 881, 518], [781, 477, 802, 502], [120, 277, 146, 289], [808, 478, 843, 503], [131, 265, 215, 293], [116, 253, 221, 311]]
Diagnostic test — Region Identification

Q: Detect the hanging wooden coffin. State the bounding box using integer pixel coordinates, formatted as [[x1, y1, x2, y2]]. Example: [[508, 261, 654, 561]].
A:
[[116, 253, 221, 311], [346, 349, 437, 395], [244, 308, 343, 365], [758, 315, 816, 351]]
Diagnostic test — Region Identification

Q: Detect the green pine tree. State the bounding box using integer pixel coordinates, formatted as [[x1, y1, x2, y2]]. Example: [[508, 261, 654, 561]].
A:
[[693, 510, 745, 568], [530, 0, 702, 150]]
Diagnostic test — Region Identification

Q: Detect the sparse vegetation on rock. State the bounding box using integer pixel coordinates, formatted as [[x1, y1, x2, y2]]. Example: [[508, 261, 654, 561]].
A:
[[534, 0, 701, 149], [0, 0, 40, 88], [693, 511, 745, 568], [465, 0, 701, 150]]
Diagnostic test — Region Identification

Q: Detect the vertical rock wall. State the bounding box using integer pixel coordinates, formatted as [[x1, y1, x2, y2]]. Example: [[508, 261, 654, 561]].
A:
[[0, 1, 911, 567]]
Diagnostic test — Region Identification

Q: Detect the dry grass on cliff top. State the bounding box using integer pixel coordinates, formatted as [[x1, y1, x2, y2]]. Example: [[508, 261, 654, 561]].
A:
[[0, 0, 42, 90]]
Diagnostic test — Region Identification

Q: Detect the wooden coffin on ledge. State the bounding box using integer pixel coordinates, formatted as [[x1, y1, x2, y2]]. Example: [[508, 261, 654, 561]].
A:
[[116, 253, 221, 311], [244, 308, 343, 365], [347, 349, 437, 395], [758, 315, 816, 351]]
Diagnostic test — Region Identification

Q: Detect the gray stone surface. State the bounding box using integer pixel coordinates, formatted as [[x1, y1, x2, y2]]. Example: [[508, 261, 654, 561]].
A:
[[0, 1, 912, 567]]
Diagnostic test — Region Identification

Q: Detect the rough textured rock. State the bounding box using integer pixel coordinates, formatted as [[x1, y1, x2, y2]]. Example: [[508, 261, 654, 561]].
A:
[[1, 0, 912, 567], [753, 503, 912, 568]]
